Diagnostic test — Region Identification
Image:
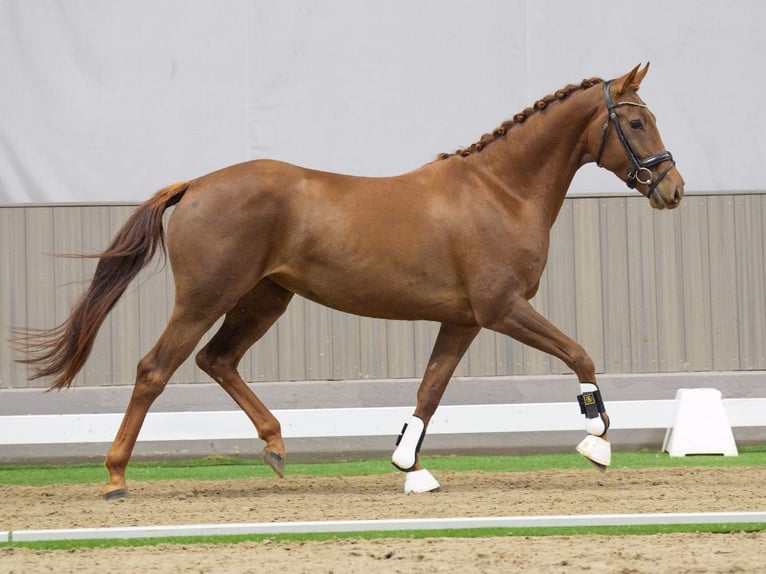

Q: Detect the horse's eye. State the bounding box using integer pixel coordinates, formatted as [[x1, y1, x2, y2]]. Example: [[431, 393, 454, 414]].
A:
[[629, 119, 643, 130]]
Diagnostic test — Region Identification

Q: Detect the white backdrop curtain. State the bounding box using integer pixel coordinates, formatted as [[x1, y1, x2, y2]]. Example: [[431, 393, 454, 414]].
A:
[[1, 0, 764, 203]]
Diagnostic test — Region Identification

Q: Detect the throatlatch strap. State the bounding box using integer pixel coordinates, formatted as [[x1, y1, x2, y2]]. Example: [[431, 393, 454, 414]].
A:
[[578, 388, 606, 419]]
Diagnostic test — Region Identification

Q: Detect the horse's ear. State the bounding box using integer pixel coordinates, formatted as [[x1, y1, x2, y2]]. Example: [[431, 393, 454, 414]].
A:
[[634, 62, 650, 87], [614, 63, 649, 95]]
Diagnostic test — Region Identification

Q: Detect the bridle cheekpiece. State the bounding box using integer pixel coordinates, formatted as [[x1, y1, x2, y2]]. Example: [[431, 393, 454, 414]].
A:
[[595, 80, 675, 195]]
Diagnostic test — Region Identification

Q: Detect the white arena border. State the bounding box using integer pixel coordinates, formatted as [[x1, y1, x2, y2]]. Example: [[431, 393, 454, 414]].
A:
[[3, 511, 765, 543], [3, 398, 765, 445]]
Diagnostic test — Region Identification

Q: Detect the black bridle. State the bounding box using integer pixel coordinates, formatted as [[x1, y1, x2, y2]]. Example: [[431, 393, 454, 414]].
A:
[[596, 80, 675, 195]]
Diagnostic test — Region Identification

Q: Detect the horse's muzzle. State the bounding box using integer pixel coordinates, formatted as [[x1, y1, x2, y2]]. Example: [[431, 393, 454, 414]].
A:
[[649, 184, 683, 210]]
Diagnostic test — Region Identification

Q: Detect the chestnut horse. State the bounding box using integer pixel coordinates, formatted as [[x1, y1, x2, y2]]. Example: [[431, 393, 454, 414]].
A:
[[15, 64, 683, 497]]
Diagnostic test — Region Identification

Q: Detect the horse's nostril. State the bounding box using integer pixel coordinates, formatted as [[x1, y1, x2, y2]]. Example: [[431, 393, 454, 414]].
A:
[[673, 188, 681, 203]]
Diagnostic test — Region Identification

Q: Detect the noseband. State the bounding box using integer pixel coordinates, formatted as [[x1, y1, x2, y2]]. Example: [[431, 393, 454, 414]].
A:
[[596, 80, 675, 195]]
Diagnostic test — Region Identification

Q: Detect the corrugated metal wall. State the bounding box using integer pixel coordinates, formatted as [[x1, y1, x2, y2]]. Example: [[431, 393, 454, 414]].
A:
[[2, 193, 765, 389]]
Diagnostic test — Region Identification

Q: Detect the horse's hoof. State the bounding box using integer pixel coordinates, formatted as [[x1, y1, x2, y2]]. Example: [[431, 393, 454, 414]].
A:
[[576, 434, 611, 469], [263, 449, 286, 478], [103, 488, 128, 501], [404, 469, 441, 494]]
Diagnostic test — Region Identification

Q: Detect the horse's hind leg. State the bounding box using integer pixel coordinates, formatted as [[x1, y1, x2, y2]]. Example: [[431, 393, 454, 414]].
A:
[[104, 303, 225, 499], [392, 323, 480, 492], [195, 279, 294, 477]]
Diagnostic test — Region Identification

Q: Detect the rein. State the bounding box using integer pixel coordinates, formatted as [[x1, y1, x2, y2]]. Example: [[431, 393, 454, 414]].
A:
[[596, 80, 675, 195]]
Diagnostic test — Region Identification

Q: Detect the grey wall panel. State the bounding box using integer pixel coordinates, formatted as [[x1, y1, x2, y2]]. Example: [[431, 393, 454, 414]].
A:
[[359, 316, 387, 379], [707, 196, 740, 370], [600, 198, 632, 372], [678, 197, 713, 371], [625, 199, 660, 372], [0, 208, 29, 388], [653, 208, 685, 372], [734, 195, 766, 369], [2, 193, 765, 390]]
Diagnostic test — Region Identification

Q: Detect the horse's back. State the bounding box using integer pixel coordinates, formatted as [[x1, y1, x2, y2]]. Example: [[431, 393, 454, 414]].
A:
[[172, 158, 462, 242]]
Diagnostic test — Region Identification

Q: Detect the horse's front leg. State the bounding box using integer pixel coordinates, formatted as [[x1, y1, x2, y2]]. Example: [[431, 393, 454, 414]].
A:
[[484, 298, 611, 469], [392, 323, 480, 493]]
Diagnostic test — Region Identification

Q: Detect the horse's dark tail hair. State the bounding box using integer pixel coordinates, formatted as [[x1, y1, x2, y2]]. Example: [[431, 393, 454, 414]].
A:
[[12, 181, 190, 391]]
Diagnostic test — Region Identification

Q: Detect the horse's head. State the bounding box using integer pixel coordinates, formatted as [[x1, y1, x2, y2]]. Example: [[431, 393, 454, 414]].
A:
[[591, 63, 684, 210]]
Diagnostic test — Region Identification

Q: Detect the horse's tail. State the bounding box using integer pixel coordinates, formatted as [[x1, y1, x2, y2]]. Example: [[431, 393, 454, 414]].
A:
[[12, 181, 190, 390]]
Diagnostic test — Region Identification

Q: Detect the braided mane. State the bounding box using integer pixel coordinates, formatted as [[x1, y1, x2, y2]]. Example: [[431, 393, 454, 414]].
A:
[[438, 77, 603, 160]]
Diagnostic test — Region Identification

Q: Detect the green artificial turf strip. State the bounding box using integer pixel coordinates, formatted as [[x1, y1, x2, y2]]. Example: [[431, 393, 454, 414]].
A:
[[4, 522, 765, 551], [1, 446, 764, 486]]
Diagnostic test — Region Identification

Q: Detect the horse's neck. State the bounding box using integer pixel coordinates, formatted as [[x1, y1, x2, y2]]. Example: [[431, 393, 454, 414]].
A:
[[466, 91, 598, 224]]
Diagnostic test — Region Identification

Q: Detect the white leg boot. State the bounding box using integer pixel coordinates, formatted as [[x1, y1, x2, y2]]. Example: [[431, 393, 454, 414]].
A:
[[576, 383, 611, 469]]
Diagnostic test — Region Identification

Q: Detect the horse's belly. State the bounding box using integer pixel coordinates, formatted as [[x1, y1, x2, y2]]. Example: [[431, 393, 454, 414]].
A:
[[270, 270, 476, 324]]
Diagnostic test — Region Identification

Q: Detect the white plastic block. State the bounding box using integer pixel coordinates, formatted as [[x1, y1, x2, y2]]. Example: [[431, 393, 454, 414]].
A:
[[662, 388, 738, 457]]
